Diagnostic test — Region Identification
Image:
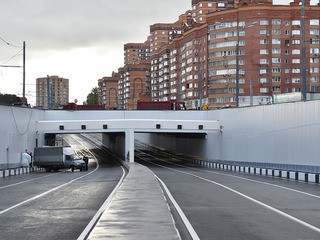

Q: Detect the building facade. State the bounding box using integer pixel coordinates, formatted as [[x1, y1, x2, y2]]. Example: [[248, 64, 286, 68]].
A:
[[36, 75, 69, 109], [98, 72, 119, 109], [124, 42, 150, 65], [99, 0, 320, 110], [117, 63, 151, 110]]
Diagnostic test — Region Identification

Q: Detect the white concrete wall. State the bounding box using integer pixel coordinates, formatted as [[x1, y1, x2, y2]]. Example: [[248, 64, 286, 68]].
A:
[[2, 101, 320, 172], [140, 101, 320, 173], [0, 105, 44, 168]]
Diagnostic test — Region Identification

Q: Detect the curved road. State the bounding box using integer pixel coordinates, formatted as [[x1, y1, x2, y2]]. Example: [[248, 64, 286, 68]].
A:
[[0, 134, 124, 240], [135, 145, 320, 240]]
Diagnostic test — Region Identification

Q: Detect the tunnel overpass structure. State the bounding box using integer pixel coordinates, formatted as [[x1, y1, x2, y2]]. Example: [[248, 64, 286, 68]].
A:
[[36, 118, 222, 162]]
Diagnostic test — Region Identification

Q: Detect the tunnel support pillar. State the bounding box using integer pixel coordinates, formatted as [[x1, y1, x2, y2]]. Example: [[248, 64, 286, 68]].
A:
[[125, 129, 135, 163]]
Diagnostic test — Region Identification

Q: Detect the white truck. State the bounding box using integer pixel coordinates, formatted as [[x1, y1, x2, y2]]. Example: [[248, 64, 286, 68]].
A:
[[33, 146, 86, 172]]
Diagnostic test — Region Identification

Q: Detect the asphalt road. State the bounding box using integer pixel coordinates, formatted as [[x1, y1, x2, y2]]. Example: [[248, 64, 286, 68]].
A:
[[135, 146, 320, 240], [0, 134, 124, 240]]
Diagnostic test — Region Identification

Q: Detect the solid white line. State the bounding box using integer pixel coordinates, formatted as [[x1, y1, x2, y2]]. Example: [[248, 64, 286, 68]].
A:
[[155, 175, 200, 240], [168, 159, 320, 200], [77, 165, 126, 240], [146, 158, 320, 234], [0, 167, 99, 215], [0, 173, 61, 190]]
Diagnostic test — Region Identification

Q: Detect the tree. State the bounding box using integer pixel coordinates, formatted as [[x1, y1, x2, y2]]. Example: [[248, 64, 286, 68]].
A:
[[0, 93, 17, 104], [85, 87, 99, 105]]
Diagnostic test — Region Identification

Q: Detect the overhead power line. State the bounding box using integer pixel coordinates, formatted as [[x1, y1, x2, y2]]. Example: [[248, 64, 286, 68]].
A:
[[0, 37, 21, 48]]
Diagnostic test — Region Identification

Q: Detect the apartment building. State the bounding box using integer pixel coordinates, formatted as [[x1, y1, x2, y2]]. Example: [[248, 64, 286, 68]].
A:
[[117, 62, 151, 110], [98, 72, 118, 109], [36, 75, 69, 109], [206, 0, 320, 108], [101, 0, 319, 110], [124, 41, 150, 65]]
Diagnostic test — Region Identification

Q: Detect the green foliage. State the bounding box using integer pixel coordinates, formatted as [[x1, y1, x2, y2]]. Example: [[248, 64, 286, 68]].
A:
[[85, 87, 99, 105], [0, 93, 17, 104]]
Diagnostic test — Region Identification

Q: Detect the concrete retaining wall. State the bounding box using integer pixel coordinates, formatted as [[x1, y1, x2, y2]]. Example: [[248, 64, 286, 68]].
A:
[[0, 105, 44, 172], [140, 100, 320, 173]]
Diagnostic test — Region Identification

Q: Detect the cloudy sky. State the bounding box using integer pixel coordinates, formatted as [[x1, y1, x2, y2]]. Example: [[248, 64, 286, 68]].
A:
[[0, 0, 318, 105]]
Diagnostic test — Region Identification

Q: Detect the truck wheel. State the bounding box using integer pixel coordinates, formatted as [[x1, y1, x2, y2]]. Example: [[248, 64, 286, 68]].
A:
[[53, 168, 59, 172], [45, 168, 51, 172], [71, 166, 75, 172]]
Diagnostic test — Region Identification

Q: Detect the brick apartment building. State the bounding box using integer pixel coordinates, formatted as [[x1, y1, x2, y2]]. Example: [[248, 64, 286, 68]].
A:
[[36, 75, 69, 109], [99, 0, 320, 110], [98, 72, 119, 109]]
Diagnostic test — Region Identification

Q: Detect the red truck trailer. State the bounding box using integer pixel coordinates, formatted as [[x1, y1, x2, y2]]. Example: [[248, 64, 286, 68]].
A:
[[137, 100, 186, 110]]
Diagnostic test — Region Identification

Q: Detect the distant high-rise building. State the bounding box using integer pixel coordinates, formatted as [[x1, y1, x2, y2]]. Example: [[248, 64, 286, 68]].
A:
[[36, 75, 69, 109]]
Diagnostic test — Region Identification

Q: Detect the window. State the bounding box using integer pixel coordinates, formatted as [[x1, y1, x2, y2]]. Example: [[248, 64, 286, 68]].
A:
[[260, 29, 269, 35], [292, 87, 301, 92], [292, 68, 300, 73], [310, 58, 319, 63], [272, 67, 281, 73], [272, 86, 281, 92], [260, 78, 268, 84], [260, 69, 268, 74], [292, 78, 300, 83], [272, 48, 281, 54], [292, 49, 300, 55], [292, 20, 301, 26], [272, 77, 281, 82], [218, 2, 225, 7], [260, 59, 269, 64], [260, 88, 269, 93], [272, 19, 281, 25], [310, 67, 319, 73], [310, 48, 319, 54], [208, 3, 212, 7], [292, 30, 300, 35], [311, 76, 319, 82], [260, 20, 268, 26], [260, 49, 268, 54], [292, 59, 300, 64], [272, 58, 281, 63], [310, 29, 320, 35], [310, 19, 319, 25], [272, 38, 281, 44], [272, 28, 281, 35], [292, 39, 300, 45], [260, 39, 268, 44]]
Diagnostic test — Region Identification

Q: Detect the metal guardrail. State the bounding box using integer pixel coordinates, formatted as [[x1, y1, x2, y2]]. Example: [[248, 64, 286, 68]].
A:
[[190, 159, 320, 184]]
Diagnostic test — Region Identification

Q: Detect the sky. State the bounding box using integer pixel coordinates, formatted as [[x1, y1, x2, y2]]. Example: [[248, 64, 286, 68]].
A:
[[0, 0, 318, 106]]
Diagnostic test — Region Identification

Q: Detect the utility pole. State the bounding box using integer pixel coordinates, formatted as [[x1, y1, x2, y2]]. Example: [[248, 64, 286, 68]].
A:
[[47, 75, 50, 109], [22, 41, 26, 105]]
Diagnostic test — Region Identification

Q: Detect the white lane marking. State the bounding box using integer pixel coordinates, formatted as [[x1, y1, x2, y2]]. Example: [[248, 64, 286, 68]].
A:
[[140, 157, 320, 234], [77, 165, 126, 240], [156, 175, 200, 240], [140, 148, 320, 200], [0, 167, 99, 215], [0, 173, 61, 190]]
